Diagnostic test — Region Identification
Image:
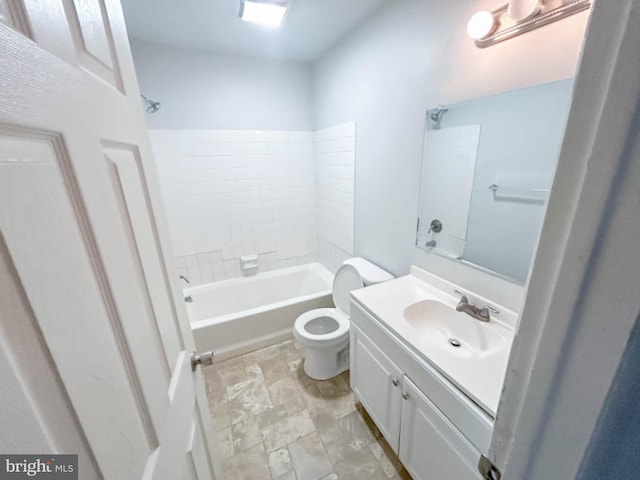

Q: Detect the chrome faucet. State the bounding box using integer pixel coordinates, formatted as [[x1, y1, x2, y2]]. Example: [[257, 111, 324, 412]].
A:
[[454, 290, 491, 322], [425, 239, 437, 248]]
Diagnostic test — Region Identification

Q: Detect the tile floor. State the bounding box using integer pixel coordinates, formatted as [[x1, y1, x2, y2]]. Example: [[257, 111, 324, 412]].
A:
[[203, 338, 413, 480]]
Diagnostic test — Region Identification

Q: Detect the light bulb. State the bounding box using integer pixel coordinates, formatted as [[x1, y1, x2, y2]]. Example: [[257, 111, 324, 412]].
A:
[[467, 10, 496, 40]]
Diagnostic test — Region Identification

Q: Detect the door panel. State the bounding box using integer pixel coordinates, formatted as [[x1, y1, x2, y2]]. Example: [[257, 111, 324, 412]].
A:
[[0, 232, 102, 479], [21, 1, 77, 64], [0, 1, 217, 478], [0, 1, 26, 33], [0, 2, 9, 24], [104, 145, 182, 369], [190, 418, 215, 480], [62, 0, 124, 90], [0, 132, 153, 478], [70, 0, 115, 67], [147, 354, 195, 480]]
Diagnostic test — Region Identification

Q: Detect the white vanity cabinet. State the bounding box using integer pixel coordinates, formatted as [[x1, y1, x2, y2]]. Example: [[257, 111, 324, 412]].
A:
[[399, 376, 482, 480], [350, 320, 403, 451], [350, 302, 487, 480]]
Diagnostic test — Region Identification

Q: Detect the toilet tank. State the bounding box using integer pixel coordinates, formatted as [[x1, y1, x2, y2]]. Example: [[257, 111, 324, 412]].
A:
[[342, 257, 394, 286]]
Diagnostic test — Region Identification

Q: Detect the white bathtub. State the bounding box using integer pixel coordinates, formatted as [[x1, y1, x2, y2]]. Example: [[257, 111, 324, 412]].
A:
[[186, 263, 334, 361]]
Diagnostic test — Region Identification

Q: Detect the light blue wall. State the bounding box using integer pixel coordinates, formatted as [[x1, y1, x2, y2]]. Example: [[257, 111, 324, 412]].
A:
[[131, 40, 314, 131], [435, 79, 574, 284], [129, 0, 589, 309], [312, 0, 588, 307]]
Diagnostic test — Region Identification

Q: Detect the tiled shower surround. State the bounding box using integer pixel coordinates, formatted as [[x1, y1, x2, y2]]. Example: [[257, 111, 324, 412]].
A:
[[151, 124, 355, 285], [314, 123, 356, 273]]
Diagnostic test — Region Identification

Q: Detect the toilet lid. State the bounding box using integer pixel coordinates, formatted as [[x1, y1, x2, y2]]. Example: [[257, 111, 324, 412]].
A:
[[332, 264, 364, 315]]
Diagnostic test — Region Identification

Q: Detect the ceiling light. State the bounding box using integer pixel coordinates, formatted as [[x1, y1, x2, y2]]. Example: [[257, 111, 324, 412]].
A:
[[239, 1, 289, 28]]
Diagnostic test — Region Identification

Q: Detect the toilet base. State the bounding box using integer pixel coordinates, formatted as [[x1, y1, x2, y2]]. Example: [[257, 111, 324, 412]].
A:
[[302, 339, 349, 380]]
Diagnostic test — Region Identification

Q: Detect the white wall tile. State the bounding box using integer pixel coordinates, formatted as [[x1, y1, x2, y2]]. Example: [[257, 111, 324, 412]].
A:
[[417, 125, 480, 257], [314, 122, 356, 273], [152, 128, 321, 285], [152, 125, 356, 285]]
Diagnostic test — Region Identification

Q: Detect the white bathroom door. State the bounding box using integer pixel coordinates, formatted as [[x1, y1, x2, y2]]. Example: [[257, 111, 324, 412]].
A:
[[0, 1, 218, 479]]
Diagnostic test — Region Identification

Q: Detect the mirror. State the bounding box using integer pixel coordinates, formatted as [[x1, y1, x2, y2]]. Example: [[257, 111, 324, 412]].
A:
[[416, 79, 574, 285]]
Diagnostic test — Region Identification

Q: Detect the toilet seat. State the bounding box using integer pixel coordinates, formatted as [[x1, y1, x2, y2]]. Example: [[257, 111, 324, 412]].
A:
[[294, 263, 364, 345], [331, 264, 364, 316], [293, 259, 392, 380], [294, 308, 349, 347]]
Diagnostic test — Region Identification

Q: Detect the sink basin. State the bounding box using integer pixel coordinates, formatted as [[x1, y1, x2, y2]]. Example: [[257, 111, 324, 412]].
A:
[[403, 299, 506, 356], [350, 271, 517, 416]]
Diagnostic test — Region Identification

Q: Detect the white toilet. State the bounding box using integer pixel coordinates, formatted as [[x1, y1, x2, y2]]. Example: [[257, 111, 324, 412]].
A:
[[294, 257, 393, 380]]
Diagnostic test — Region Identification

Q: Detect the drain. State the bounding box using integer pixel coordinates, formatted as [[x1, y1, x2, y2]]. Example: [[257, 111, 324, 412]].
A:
[[448, 338, 462, 348]]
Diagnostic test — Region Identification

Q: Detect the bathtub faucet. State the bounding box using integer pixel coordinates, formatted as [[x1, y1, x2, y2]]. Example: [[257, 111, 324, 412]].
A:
[[180, 275, 192, 303]]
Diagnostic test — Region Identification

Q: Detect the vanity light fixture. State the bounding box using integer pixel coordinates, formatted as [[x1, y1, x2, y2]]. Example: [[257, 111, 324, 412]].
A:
[[467, 0, 591, 47], [239, 0, 289, 28], [467, 10, 497, 40]]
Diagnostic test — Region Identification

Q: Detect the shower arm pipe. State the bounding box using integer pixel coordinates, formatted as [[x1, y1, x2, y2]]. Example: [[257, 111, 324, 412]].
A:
[[428, 104, 448, 128], [430, 104, 448, 122], [140, 94, 161, 113]]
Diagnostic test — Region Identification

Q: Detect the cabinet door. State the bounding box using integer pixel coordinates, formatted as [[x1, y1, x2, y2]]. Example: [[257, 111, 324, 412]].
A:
[[400, 377, 482, 480], [350, 323, 404, 452]]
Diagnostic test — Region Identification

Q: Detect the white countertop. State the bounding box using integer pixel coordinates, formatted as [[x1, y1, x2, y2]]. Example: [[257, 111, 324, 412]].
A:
[[351, 272, 515, 416]]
